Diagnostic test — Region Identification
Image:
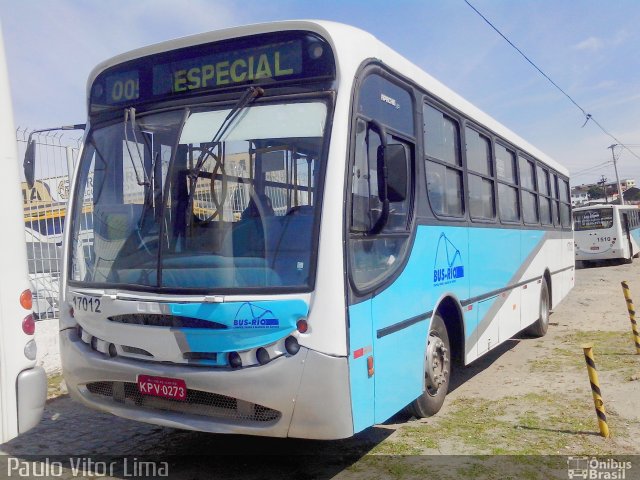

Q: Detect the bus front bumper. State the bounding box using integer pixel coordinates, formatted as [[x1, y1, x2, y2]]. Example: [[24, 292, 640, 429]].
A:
[[60, 328, 354, 439]]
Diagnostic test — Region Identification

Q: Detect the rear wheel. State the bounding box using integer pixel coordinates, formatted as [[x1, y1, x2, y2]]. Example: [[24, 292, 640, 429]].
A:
[[525, 280, 550, 337], [625, 243, 634, 263], [407, 313, 450, 418]]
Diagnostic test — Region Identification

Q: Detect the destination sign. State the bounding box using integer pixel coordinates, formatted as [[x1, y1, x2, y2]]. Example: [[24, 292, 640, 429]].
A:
[[90, 31, 335, 113], [574, 209, 614, 231], [153, 41, 302, 96]]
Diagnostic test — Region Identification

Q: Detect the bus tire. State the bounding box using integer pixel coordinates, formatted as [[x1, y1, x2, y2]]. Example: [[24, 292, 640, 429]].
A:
[[407, 313, 450, 418], [625, 243, 634, 263], [524, 280, 550, 337]]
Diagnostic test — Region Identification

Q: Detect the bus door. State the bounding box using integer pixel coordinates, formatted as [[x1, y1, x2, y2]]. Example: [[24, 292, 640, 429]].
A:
[[621, 211, 633, 257], [348, 72, 423, 425]]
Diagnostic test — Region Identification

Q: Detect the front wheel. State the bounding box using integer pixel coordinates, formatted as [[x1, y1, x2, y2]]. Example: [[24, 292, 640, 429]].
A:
[[407, 313, 451, 418], [524, 280, 550, 337]]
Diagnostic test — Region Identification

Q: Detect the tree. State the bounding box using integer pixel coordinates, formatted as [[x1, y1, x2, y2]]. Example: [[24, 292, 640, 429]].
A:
[[587, 186, 603, 199]]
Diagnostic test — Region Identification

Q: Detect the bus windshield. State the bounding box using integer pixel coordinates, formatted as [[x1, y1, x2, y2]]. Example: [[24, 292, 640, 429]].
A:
[[70, 100, 328, 291], [573, 208, 614, 231]]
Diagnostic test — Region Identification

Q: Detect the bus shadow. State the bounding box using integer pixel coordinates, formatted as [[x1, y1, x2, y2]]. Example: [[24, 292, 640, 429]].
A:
[[449, 339, 520, 392]]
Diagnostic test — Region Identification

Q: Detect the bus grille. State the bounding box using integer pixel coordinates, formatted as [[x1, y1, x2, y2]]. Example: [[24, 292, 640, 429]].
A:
[[109, 314, 227, 329], [84, 381, 280, 423]]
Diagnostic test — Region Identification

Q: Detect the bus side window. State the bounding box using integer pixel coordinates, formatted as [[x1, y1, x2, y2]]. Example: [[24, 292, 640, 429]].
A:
[[560, 178, 571, 228], [351, 119, 381, 233], [519, 155, 539, 225], [495, 143, 520, 223], [551, 174, 560, 226], [466, 126, 496, 221], [424, 104, 464, 217], [349, 73, 415, 290], [537, 165, 552, 226]]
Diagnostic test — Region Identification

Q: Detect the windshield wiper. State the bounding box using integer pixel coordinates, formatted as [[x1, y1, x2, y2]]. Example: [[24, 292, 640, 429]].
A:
[[187, 86, 264, 223], [190, 86, 264, 181], [124, 107, 151, 187]]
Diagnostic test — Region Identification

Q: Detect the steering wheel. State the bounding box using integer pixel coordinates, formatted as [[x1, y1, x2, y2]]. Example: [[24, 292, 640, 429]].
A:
[[190, 146, 228, 222]]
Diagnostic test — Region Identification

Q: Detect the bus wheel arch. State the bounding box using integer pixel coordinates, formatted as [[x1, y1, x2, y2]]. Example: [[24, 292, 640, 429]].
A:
[[524, 273, 551, 337], [407, 296, 463, 418], [435, 296, 465, 367]]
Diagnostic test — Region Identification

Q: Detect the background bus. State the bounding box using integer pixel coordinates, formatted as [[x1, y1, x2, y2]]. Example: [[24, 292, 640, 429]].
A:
[[52, 20, 573, 439], [574, 204, 640, 266], [0, 22, 46, 443]]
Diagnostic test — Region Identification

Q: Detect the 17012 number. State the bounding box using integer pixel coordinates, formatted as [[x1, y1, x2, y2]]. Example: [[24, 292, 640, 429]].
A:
[[72, 296, 102, 313]]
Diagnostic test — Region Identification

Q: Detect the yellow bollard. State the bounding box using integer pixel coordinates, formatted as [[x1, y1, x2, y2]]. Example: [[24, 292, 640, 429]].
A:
[[582, 344, 610, 438], [620, 281, 640, 354]]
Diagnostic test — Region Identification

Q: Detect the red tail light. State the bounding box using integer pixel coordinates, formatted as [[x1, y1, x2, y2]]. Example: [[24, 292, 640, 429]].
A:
[[296, 318, 308, 333], [22, 314, 35, 335]]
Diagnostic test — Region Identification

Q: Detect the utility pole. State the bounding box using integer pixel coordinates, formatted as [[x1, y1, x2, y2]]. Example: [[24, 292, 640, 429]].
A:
[[608, 145, 625, 205], [599, 175, 608, 204]]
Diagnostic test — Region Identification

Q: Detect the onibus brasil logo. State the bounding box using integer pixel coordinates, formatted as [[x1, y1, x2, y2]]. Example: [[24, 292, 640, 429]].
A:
[[433, 233, 464, 286]]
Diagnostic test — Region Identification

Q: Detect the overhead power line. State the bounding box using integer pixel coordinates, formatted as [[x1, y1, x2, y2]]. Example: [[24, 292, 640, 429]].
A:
[[571, 160, 613, 178], [463, 0, 640, 163]]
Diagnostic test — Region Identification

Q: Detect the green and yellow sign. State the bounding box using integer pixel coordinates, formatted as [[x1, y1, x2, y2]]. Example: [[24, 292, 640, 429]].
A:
[[153, 40, 302, 96]]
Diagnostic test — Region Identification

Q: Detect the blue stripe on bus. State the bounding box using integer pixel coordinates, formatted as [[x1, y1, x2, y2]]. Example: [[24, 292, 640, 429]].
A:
[[168, 299, 307, 355], [348, 225, 547, 428]]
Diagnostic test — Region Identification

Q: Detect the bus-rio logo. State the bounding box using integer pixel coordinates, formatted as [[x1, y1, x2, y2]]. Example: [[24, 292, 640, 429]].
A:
[[233, 302, 280, 329], [433, 233, 465, 286]]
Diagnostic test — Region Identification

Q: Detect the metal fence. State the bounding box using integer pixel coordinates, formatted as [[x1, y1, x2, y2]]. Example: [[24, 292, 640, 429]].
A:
[[17, 128, 80, 320], [16, 130, 314, 321]]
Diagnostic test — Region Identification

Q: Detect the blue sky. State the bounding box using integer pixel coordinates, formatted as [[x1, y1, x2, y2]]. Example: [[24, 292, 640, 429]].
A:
[[1, 0, 639, 187]]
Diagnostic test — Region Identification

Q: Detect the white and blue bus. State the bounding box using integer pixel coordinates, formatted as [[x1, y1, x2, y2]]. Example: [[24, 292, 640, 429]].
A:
[[574, 204, 640, 265], [53, 21, 573, 439]]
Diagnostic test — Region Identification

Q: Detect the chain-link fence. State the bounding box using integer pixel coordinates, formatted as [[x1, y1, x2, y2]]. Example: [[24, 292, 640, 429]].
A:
[[17, 128, 80, 320]]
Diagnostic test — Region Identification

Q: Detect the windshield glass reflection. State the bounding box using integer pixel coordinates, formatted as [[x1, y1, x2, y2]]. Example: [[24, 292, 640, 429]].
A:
[[70, 101, 327, 291]]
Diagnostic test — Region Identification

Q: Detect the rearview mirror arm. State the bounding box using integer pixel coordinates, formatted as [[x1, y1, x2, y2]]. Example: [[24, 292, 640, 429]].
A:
[[23, 124, 86, 188]]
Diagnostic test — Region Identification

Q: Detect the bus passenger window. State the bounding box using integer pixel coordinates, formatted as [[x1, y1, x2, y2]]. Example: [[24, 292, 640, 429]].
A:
[[519, 155, 538, 224], [466, 127, 495, 220], [560, 179, 571, 227], [424, 104, 464, 217], [537, 165, 552, 225], [495, 143, 520, 222]]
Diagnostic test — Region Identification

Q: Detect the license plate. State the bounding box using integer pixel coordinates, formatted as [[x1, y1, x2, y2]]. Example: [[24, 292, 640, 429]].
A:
[[137, 375, 187, 401]]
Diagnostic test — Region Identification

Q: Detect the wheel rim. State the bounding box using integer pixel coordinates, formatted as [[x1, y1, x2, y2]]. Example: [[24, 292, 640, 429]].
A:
[[425, 332, 449, 396], [540, 287, 549, 326]]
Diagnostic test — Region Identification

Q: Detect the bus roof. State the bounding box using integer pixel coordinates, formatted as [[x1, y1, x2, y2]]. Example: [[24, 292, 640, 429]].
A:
[[573, 203, 639, 212], [87, 20, 567, 176]]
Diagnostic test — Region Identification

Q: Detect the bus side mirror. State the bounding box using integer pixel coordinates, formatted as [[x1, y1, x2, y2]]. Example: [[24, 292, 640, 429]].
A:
[[23, 139, 36, 189], [384, 143, 408, 203]]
